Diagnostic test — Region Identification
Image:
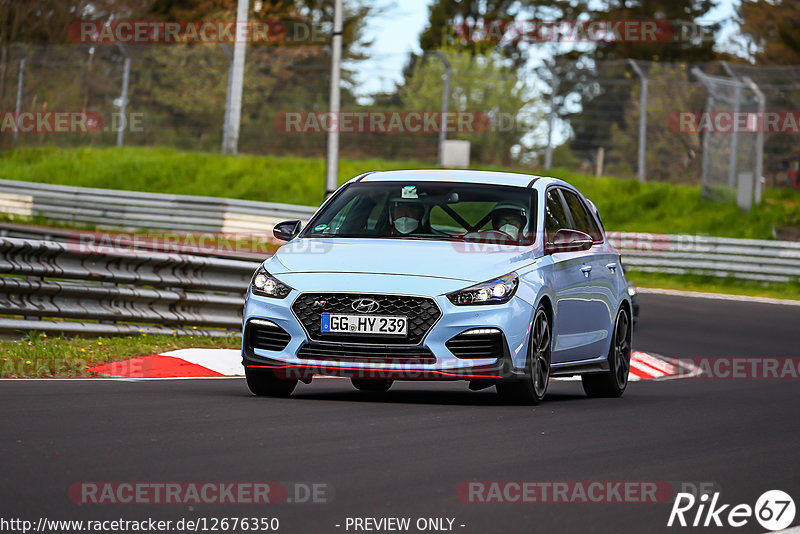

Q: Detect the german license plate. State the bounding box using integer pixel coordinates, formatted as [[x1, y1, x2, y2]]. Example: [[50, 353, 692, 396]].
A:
[[321, 314, 408, 336]]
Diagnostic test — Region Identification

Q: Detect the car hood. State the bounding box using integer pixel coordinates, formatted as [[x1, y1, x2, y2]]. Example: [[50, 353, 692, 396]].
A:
[[269, 237, 540, 284]]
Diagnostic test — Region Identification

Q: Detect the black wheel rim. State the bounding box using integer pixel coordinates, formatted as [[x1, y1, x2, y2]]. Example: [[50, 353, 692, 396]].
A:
[[531, 309, 551, 398], [614, 309, 631, 389]]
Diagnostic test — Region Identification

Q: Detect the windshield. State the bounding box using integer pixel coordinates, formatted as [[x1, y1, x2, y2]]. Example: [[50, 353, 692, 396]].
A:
[[302, 181, 538, 245]]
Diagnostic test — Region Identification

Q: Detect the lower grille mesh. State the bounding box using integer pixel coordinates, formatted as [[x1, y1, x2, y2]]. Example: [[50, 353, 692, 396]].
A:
[[446, 331, 505, 359], [247, 320, 291, 352]]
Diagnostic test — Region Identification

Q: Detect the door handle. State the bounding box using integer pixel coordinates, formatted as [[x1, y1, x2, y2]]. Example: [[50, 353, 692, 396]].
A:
[[605, 262, 617, 273], [580, 265, 592, 278]]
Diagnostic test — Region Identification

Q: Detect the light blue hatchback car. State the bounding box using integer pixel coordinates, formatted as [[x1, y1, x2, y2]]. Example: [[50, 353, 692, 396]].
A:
[[242, 170, 632, 404]]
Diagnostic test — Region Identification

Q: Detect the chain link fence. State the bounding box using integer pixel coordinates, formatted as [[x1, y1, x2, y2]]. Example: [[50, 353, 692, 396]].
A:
[[2, 44, 800, 196]]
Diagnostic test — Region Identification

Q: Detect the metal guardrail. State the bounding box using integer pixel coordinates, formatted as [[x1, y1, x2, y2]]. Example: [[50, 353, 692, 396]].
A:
[[0, 237, 260, 337], [0, 222, 271, 261], [1, 178, 799, 338], [1, 231, 798, 337], [2, 224, 798, 284], [607, 232, 800, 283], [0, 179, 318, 233]]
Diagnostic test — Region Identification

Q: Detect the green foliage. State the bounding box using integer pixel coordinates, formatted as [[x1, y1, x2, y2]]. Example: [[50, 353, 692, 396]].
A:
[[1, 146, 798, 239], [402, 47, 539, 165], [606, 63, 705, 183], [738, 0, 800, 65], [417, 0, 525, 66]]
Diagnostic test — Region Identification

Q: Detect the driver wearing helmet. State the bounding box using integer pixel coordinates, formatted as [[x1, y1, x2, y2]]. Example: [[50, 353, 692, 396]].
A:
[[491, 201, 527, 241]]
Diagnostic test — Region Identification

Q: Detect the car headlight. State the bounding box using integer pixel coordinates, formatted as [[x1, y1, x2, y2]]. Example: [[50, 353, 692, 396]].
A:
[[250, 266, 293, 299], [447, 272, 519, 305]]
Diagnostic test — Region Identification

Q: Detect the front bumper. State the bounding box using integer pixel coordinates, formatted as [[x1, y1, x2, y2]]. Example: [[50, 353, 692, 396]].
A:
[[242, 288, 535, 381]]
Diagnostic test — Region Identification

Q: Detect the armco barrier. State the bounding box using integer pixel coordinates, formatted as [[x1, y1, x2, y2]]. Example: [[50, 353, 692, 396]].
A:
[[0, 237, 260, 337], [607, 232, 800, 283], [0, 179, 318, 233], [1, 230, 798, 337], [1, 178, 799, 337], [2, 223, 798, 284]]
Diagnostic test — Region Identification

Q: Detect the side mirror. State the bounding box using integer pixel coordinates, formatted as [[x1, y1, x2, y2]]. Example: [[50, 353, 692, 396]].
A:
[[546, 229, 593, 254], [273, 220, 302, 241]]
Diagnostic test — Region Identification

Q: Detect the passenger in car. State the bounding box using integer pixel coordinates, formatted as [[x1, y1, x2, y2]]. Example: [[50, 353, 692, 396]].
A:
[[491, 201, 527, 241]]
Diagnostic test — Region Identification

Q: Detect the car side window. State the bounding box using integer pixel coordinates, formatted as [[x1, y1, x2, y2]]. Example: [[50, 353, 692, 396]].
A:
[[561, 190, 602, 242], [545, 189, 570, 243]]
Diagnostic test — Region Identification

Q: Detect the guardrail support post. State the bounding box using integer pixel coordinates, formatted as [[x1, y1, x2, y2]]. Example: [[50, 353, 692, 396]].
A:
[[222, 0, 249, 155], [434, 51, 451, 168], [220, 44, 234, 153], [115, 44, 131, 148], [544, 60, 559, 171], [13, 44, 26, 147], [744, 76, 765, 206], [628, 59, 648, 183], [324, 0, 343, 197]]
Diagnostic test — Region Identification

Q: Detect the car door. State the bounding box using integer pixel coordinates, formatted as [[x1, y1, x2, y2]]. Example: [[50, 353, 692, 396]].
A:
[[559, 188, 617, 360], [545, 188, 599, 363]]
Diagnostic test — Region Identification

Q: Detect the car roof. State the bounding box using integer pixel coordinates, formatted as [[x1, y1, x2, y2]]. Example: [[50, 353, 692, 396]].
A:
[[356, 169, 573, 190]]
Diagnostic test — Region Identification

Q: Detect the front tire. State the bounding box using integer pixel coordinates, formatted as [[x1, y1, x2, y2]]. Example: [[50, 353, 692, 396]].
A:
[[245, 368, 297, 397], [582, 306, 631, 398], [496, 306, 551, 405], [351, 379, 393, 392]]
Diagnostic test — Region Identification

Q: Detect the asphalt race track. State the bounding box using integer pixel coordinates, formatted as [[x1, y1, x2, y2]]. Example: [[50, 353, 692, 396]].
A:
[[1, 293, 799, 534]]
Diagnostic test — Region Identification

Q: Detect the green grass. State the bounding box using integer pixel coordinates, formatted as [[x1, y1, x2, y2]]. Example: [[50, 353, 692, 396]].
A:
[[1, 146, 798, 239], [626, 272, 800, 301], [0, 146, 423, 208], [0, 332, 240, 378]]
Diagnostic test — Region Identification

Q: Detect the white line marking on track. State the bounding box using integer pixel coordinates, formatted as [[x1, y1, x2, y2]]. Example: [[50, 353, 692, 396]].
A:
[[637, 287, 800, 306], [160, 348, 244, 375]]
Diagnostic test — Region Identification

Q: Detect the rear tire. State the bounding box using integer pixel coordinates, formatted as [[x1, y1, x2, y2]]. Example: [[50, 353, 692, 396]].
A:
[[245, 368, 297, 397], [582, 306, 631, 398], [496, 305, 551, 405], [351, 379, 393, 392]]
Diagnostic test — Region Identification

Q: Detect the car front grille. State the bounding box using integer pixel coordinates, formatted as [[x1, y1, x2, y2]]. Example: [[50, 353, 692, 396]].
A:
[[296, 341, 436, 364], [291, 293, 441, 345], [446, 329, 505, 360], [246, 319, 291, 352]]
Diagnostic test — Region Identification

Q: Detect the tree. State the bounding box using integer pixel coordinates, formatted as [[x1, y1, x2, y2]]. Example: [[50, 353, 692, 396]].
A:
[[606, 63, 704, 182], [737, 0, 800, 65], [402, 47, 539, 165], [417, 0, 525, 66], [517, 0, 721, 164]]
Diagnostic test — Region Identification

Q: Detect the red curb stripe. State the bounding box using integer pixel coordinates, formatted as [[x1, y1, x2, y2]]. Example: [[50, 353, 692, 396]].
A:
[[89, 355, 225, 378], [631, 358, 667, 377]]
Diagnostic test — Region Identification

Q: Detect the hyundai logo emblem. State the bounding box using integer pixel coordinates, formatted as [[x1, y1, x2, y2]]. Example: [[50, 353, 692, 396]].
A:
[[351, 298, 380, 313]]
